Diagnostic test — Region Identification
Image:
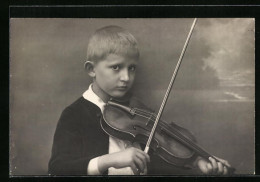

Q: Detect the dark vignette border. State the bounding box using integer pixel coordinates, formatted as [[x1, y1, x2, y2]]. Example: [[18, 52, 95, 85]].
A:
[[2, 2, 260, 182]]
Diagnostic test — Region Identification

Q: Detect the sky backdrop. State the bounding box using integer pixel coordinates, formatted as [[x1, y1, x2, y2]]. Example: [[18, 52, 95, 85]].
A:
[[10, 18, 254, 175]]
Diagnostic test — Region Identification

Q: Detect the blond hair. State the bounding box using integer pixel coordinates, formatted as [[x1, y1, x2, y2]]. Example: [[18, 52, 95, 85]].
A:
[[86, 25, 139, 63]]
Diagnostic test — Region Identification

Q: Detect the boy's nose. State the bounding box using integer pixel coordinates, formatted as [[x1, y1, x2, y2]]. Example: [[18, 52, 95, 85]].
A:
[[120, 69, 130, 82]]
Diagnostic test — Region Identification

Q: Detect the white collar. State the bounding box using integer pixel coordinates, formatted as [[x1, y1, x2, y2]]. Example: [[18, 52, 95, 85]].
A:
[[82, 84, 106, 113]]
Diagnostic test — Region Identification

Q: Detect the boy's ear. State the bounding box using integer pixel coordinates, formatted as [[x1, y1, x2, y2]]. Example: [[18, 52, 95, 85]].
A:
[[84, 61, 96, 78]]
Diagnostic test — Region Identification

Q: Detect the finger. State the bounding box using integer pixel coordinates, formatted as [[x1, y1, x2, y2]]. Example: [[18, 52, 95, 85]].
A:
[[136, 154, 147, 173], [134, 156, 145, 173], [223, 166, 228, 175], [217, 162, 224, 175], [137, 151, 150, 163], [139, 164, 148, 175], [225, 161, 231, 168], [209, 157, 218, 174], [206, 163, 213, 174], [145, 153, 150, 163], [214, 156, 231, 168], [134, 148, 150, 164], [135, 147, 144, 152], [197, 160, 209, 174], [144, 153, 150, 163], [142, 166, 148, 175], [130, 163, 139, 175]]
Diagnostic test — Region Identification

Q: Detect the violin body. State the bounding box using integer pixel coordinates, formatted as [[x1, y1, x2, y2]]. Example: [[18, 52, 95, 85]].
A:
[[101, 98, 197, 168]]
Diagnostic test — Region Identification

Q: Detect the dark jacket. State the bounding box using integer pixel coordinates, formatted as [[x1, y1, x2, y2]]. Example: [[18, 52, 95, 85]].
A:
[[48, 97, 198, 175]]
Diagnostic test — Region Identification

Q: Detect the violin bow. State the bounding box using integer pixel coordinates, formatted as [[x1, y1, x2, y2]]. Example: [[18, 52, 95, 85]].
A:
[[144, 18, 197, 154], [144, 18, 235, 174]]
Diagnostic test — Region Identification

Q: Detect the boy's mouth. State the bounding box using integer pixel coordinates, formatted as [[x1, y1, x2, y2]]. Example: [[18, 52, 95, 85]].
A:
[[116, 86, 128, 91]]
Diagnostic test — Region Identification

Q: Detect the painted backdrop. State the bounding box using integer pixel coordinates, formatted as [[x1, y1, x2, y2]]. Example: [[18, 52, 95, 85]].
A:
[[10, 18, 255, 175]]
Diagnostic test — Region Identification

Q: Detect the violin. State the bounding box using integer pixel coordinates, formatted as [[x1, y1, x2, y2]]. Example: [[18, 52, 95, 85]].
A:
[[101, 18, 235, 174], [101, 98, 197, 168], [101, 99, 235, 174]]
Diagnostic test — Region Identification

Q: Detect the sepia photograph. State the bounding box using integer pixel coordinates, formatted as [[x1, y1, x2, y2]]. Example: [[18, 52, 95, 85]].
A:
[[9, 18, 255, 176]]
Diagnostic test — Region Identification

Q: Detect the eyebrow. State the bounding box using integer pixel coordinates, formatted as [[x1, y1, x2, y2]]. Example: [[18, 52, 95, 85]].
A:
[[107, 61, 137, 66], [129, 63, 137, 67]]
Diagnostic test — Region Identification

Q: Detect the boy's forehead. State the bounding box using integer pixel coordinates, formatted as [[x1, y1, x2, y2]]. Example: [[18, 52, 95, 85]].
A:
[[104, 54, 138, 64]]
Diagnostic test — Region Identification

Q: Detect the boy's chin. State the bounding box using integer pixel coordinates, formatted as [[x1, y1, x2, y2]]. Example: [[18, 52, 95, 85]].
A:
[[110, 91, 131, 100]]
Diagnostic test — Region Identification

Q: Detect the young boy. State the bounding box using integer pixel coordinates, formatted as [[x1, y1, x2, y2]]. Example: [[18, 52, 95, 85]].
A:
[[48, 25, 231, 175]]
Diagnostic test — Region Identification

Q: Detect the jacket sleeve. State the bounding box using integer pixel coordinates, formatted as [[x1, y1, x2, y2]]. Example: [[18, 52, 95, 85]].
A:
[[48, 107, 91, 175]]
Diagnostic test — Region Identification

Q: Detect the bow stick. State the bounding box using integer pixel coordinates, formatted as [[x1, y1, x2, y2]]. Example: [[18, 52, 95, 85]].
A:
[[144, 18, 197, 154]]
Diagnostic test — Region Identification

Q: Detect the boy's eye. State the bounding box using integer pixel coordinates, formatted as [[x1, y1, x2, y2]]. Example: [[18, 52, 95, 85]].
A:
[[112, 65, 120, 70], [129, 65, 136, 72]]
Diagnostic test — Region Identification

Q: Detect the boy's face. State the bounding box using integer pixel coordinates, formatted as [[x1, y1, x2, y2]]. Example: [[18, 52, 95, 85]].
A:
[[92, 54, 138, 101]]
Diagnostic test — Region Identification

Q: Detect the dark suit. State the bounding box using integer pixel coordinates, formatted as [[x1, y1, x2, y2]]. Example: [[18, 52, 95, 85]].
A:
[[48, 97, 198, 175]]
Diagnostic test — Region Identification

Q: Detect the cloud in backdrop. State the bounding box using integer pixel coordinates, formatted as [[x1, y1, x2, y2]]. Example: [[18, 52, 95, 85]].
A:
[[198, 18, 254, 87]]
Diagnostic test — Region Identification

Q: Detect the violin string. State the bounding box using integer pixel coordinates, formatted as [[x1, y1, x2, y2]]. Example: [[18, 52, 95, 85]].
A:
[[159, 122, 211, 158], [134, 108, 154, 116], [133, 109, 153, 119], [117, 105, 229, 167], [134, 109, 212, 159], [133, 111, 153, 120], [108, 101, 231, 170], [136, 109, 234, 171], [134, 109, 232, 168]]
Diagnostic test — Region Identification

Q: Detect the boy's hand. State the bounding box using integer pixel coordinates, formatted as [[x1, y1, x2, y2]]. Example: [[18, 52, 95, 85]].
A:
[[196, 156, 231, 175], [113, 147, 150, 174], [98, 147, 150, 175]]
